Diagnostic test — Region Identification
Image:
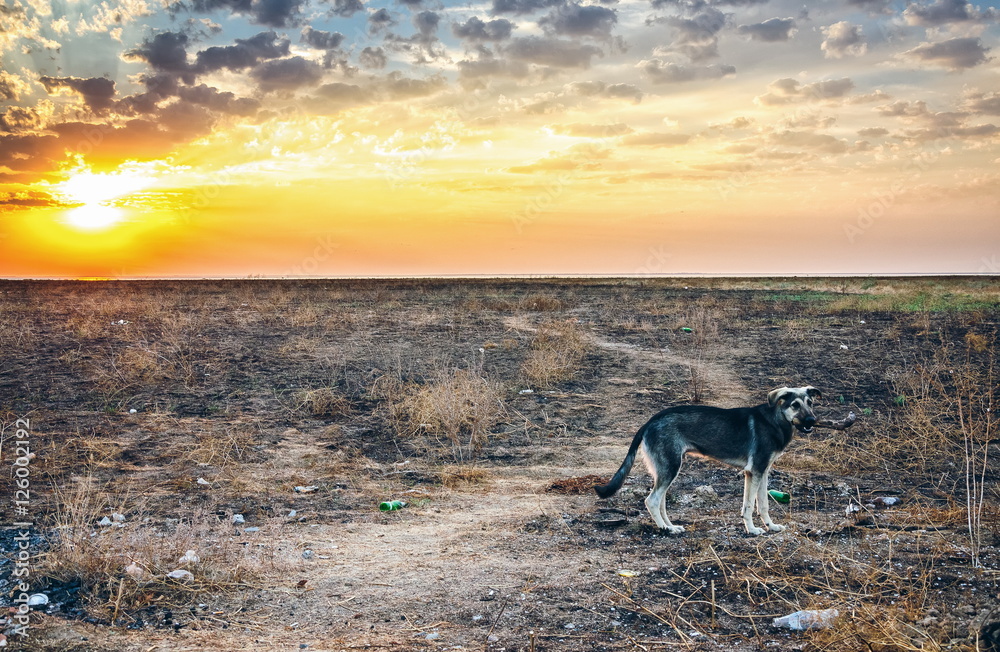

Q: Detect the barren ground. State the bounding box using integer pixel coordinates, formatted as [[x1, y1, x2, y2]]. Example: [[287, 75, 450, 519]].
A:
[[1, 277, 998, 651]]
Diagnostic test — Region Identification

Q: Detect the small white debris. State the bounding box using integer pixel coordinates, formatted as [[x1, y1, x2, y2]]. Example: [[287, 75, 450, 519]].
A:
[[518, 389, 534, 395], [294, 485, 318, 493], [288, 509, 297, 518], [97, 517, 113, 527], [196, 477, 211, 486], [860, 320, 866, 324], [125, 562, 145, 579], [27, 594, 48, 607], [244, 527, 260, 533], [166, 569, 194, 581], [179, 550, 200, 564], [840, 344, 849, 350], [129, 408, 137, 414], [232, 514, 245, 525], [112, 512, 126, 523], [302, 549, 315, 560]]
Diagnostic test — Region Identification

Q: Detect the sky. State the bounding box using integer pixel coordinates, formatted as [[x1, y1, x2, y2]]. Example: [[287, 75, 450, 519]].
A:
[[0, 0, 999, 278]]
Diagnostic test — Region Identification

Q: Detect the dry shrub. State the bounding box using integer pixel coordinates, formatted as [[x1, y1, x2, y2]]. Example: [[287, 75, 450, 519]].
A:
[[675, 305, 721, 403], [43, 476, 274, 624], [185, 427, 263, 467], [393, 368, 505, 462], [294, 387, 352, 419], [521, 320, 591, 388]]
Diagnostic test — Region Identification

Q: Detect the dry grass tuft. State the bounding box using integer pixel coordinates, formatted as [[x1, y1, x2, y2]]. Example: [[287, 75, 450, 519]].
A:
[[294, 387, 352, 419], [391, 367, 506, 462], [42, 475, 275, 625], [521, 319, 591, 388]]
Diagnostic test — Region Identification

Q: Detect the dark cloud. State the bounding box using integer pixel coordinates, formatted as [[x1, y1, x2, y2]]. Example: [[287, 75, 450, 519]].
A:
[[191, 0, 306, 27], [330, 0, 364, 17], [359, 46, 388, 69], [178, 84, 261, 116], [314, 82, 373, 105], [397, 0, 422, 5], [195, 31, 291, 74], [903, 0, 997, 26], [301, 26, 345, 50], [0, 132, 62, 175], [249, 56, 325, 92], [452, 16, 515, 42], [737, 17, 796, 42], [126, 32, 195, 83], [504, 36, 603, 68], [650, 7, 727, 62], [0, 107, 43, 133], [904, 37, 991, 70], [821, 21, 866, 58], [539, 3, 617, 40], [490, 0, 563, 17], [638, 59, 735, 83], [413, 10, 439, 36], [964, 91, 1000, 115], [157, 102, 217, 137], [755, 77, 855, 105], [39, 76, 117, 113], [622, 131, 691, 146], [369, 7, 395, 31], [0, 191, 65, 211]]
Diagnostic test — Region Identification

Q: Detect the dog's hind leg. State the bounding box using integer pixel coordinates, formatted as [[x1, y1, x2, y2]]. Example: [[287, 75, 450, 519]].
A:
[[741, 470, 766, 536], [756, 466, 785, 532], [642, 441, 685, 534]]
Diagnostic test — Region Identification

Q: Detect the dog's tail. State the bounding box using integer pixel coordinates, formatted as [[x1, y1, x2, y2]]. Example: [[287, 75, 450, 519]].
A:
[[594, 423, 646, 499]]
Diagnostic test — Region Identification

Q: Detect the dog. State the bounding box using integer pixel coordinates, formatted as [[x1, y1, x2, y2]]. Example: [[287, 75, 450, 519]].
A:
[[595, 386, 820, 536]]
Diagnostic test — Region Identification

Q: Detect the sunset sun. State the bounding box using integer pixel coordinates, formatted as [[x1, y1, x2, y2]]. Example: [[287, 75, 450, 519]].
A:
[[55, 167, 156, 231]]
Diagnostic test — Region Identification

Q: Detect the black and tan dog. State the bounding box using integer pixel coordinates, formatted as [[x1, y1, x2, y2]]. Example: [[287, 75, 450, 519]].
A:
[[595, 386, 821, 535]]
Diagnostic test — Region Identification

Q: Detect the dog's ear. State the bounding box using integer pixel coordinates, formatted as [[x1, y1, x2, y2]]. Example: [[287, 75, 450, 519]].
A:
[[768, 387, 791, 407], [805, 386, 822, 399]]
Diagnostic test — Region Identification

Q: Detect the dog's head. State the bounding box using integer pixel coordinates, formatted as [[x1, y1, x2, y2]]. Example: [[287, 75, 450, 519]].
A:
[[768, 386, 821, 433]]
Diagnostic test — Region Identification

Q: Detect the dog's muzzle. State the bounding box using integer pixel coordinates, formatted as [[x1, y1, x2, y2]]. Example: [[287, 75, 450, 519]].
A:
[[795, 416, 816, 434]]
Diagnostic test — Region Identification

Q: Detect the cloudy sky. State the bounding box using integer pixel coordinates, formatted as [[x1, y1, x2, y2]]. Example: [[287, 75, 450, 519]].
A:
[[1, 0, 998, 277]]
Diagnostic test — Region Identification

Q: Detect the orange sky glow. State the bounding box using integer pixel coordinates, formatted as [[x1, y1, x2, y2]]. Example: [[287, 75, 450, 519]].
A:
[[1, 0, 999, 277]]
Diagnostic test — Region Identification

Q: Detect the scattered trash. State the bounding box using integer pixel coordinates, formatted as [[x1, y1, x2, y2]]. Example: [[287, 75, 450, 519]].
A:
[[178, 550, 200, 564], [196, 477, 211, 486], [129, 408, 137, 414], [97, 517, 113, 527], [244, 527, 260, 533], [773, 608, 839, 631], [232, 514, 245, 525], [564, 623, 576, 630], [288, 509, 297, 518], [111, 319, 131, 326], [768, 490, 791, 504], [112, 512, 126, 523], [845, 503, 862, 516], [125, 562, 145, 579], [616, 570, 639, 577], [379, 500, 407, 512], [518, 389, 534, 394], [840, 344, 849, 350], [872, 496, 900, 507], [425, 632, 440, 640], [295, 485, 318, 493], [302, 549, 315, 560], [681, 327, 693, 333], [27, 594, 48, 607], [166, 569, 194, 581]]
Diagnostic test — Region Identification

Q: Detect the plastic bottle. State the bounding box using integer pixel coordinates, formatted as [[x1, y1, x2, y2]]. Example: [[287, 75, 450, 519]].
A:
[[772, 608, 839, 630], [379, 500, 407, 512], [768, 489, 791, 503]]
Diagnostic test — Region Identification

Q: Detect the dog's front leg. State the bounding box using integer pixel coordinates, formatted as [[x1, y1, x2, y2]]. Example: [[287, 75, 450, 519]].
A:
[[757, 469, 785, 532], [742, 471, 765, 535]]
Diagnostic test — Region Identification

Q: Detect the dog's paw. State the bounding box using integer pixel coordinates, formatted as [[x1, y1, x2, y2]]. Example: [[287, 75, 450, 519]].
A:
[[664, 525, 685, 535], [745, 525, 765, 536], [767, 523, 786, 533]]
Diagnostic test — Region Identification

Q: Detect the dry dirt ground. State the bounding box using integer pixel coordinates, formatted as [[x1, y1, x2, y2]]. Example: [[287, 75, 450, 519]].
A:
[[1, 278, 998, 652]]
